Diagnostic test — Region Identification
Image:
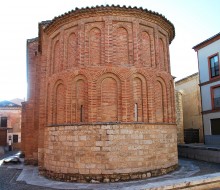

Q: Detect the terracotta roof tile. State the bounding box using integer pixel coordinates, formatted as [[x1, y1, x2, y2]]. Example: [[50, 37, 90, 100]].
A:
[[44, 5, 175, 42], [193, 32, 220, 51]]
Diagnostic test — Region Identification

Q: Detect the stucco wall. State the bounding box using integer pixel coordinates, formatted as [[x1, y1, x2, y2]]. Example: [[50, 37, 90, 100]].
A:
[[196, 36, 220, 141], [198, 39, 220, 83], [201, 81, 220, 111], [203, 112, 220, 135], [175, 74, 203, 142]]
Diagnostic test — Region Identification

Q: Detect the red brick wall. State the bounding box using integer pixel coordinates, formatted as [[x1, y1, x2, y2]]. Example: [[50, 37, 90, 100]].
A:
[[21, 39, 39, 163], [43, 17, 175, 124], [0, 129, 7, 146], [101, 77, 118, 121], [23, 6, 176, 171]]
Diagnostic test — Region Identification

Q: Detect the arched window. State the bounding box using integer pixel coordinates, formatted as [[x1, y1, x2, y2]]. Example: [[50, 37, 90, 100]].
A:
[[53, 40, 60, 74], [155, 80, 164, 122], [115, 27, 129, 64], [89, 28, 101, 65], [101, 77, 118, 122], [67, 33, 77, 67], [133, 77, 143, 122], [54, 83, 66, 124], [80, 105, 83, 122], [76, 79, 87, 122], [134, 103, 138, 122], [141, 31, 151, 66], [159, 39, 165, 70]]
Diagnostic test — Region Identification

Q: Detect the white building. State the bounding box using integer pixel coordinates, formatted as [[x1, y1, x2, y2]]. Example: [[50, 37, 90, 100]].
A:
[[193, 32, 220, 145]]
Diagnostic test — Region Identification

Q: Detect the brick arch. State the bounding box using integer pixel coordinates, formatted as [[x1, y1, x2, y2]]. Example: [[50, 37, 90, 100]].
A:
[[155, 77, 167, 123], [46, 83, 52, 125], [113, 27, 129, 65], [71, 75, 88, 123], [52, 80, 66, 124], [68, 69, 92, 81], [67, 32, 77, 68], [92, 68, 126, 82], [140, 31, 151, 66], [89, 27, 101, 65], [169, 80, 175, 123], [96, 73, 122, 122], [156, 74, 174, 123], [129, 73, 149, 122], [165, 38, 170, 73], [52, 40, 61, 74], [159, 38, 166, 71]]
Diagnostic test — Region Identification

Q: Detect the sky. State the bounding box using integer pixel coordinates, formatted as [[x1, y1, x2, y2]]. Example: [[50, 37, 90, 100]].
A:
[[0, 0, 220, 101]]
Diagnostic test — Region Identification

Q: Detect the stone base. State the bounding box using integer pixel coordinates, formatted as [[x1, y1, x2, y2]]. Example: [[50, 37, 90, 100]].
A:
[[40, 164, 178, 183], [42, 123, 178, 183], [24, 158, 38, 166]]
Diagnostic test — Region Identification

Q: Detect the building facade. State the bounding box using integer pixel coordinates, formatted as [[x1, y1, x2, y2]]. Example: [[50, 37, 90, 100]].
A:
[[175, 73, 203, 143], [22, 5, 177, 182], [193, 32, 220, 145], [0, 100, 22, 149]]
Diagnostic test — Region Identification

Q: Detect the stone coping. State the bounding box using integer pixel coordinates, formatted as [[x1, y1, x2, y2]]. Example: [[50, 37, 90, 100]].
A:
[[47, 122, 176, 127]]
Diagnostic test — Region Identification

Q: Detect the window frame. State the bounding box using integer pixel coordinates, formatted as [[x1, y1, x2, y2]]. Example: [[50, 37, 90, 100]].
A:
[[13, 134, 19, 143], [211, 84, 220, 110], [208, 53, 220, 80], [0, 117, 8, 128]]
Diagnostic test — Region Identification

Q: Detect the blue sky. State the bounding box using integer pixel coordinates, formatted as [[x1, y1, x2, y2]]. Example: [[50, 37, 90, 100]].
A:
[[0, 0, 219, 101]]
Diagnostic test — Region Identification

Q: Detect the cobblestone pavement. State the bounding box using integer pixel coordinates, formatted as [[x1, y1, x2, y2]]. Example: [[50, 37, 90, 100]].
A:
[[1, 151, 220, 189]]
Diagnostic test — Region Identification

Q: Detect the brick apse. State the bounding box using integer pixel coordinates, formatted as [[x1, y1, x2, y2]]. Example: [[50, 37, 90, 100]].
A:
[[22, 5, 177, 182]]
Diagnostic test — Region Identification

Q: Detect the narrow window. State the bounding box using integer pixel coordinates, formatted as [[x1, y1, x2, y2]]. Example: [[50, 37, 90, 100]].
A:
[[80, 105, 83, 122], [210, 54, 219, 78], [1, 117, 7, 127], [213, 87, 220, 109], [134, 103, 138, 122]]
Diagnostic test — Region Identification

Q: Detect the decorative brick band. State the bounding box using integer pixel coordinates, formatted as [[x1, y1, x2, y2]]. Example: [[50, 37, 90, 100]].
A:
[[40, 164, 178, 183]]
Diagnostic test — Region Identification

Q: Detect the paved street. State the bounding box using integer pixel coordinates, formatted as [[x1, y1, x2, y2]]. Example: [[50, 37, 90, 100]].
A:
[[0, 151, 54, 190], [1, 151, 220, 189], [0, 166, 56, 190]]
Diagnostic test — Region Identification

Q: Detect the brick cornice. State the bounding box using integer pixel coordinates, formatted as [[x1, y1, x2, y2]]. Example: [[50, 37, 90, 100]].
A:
[[44, 5, 175, 43]]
